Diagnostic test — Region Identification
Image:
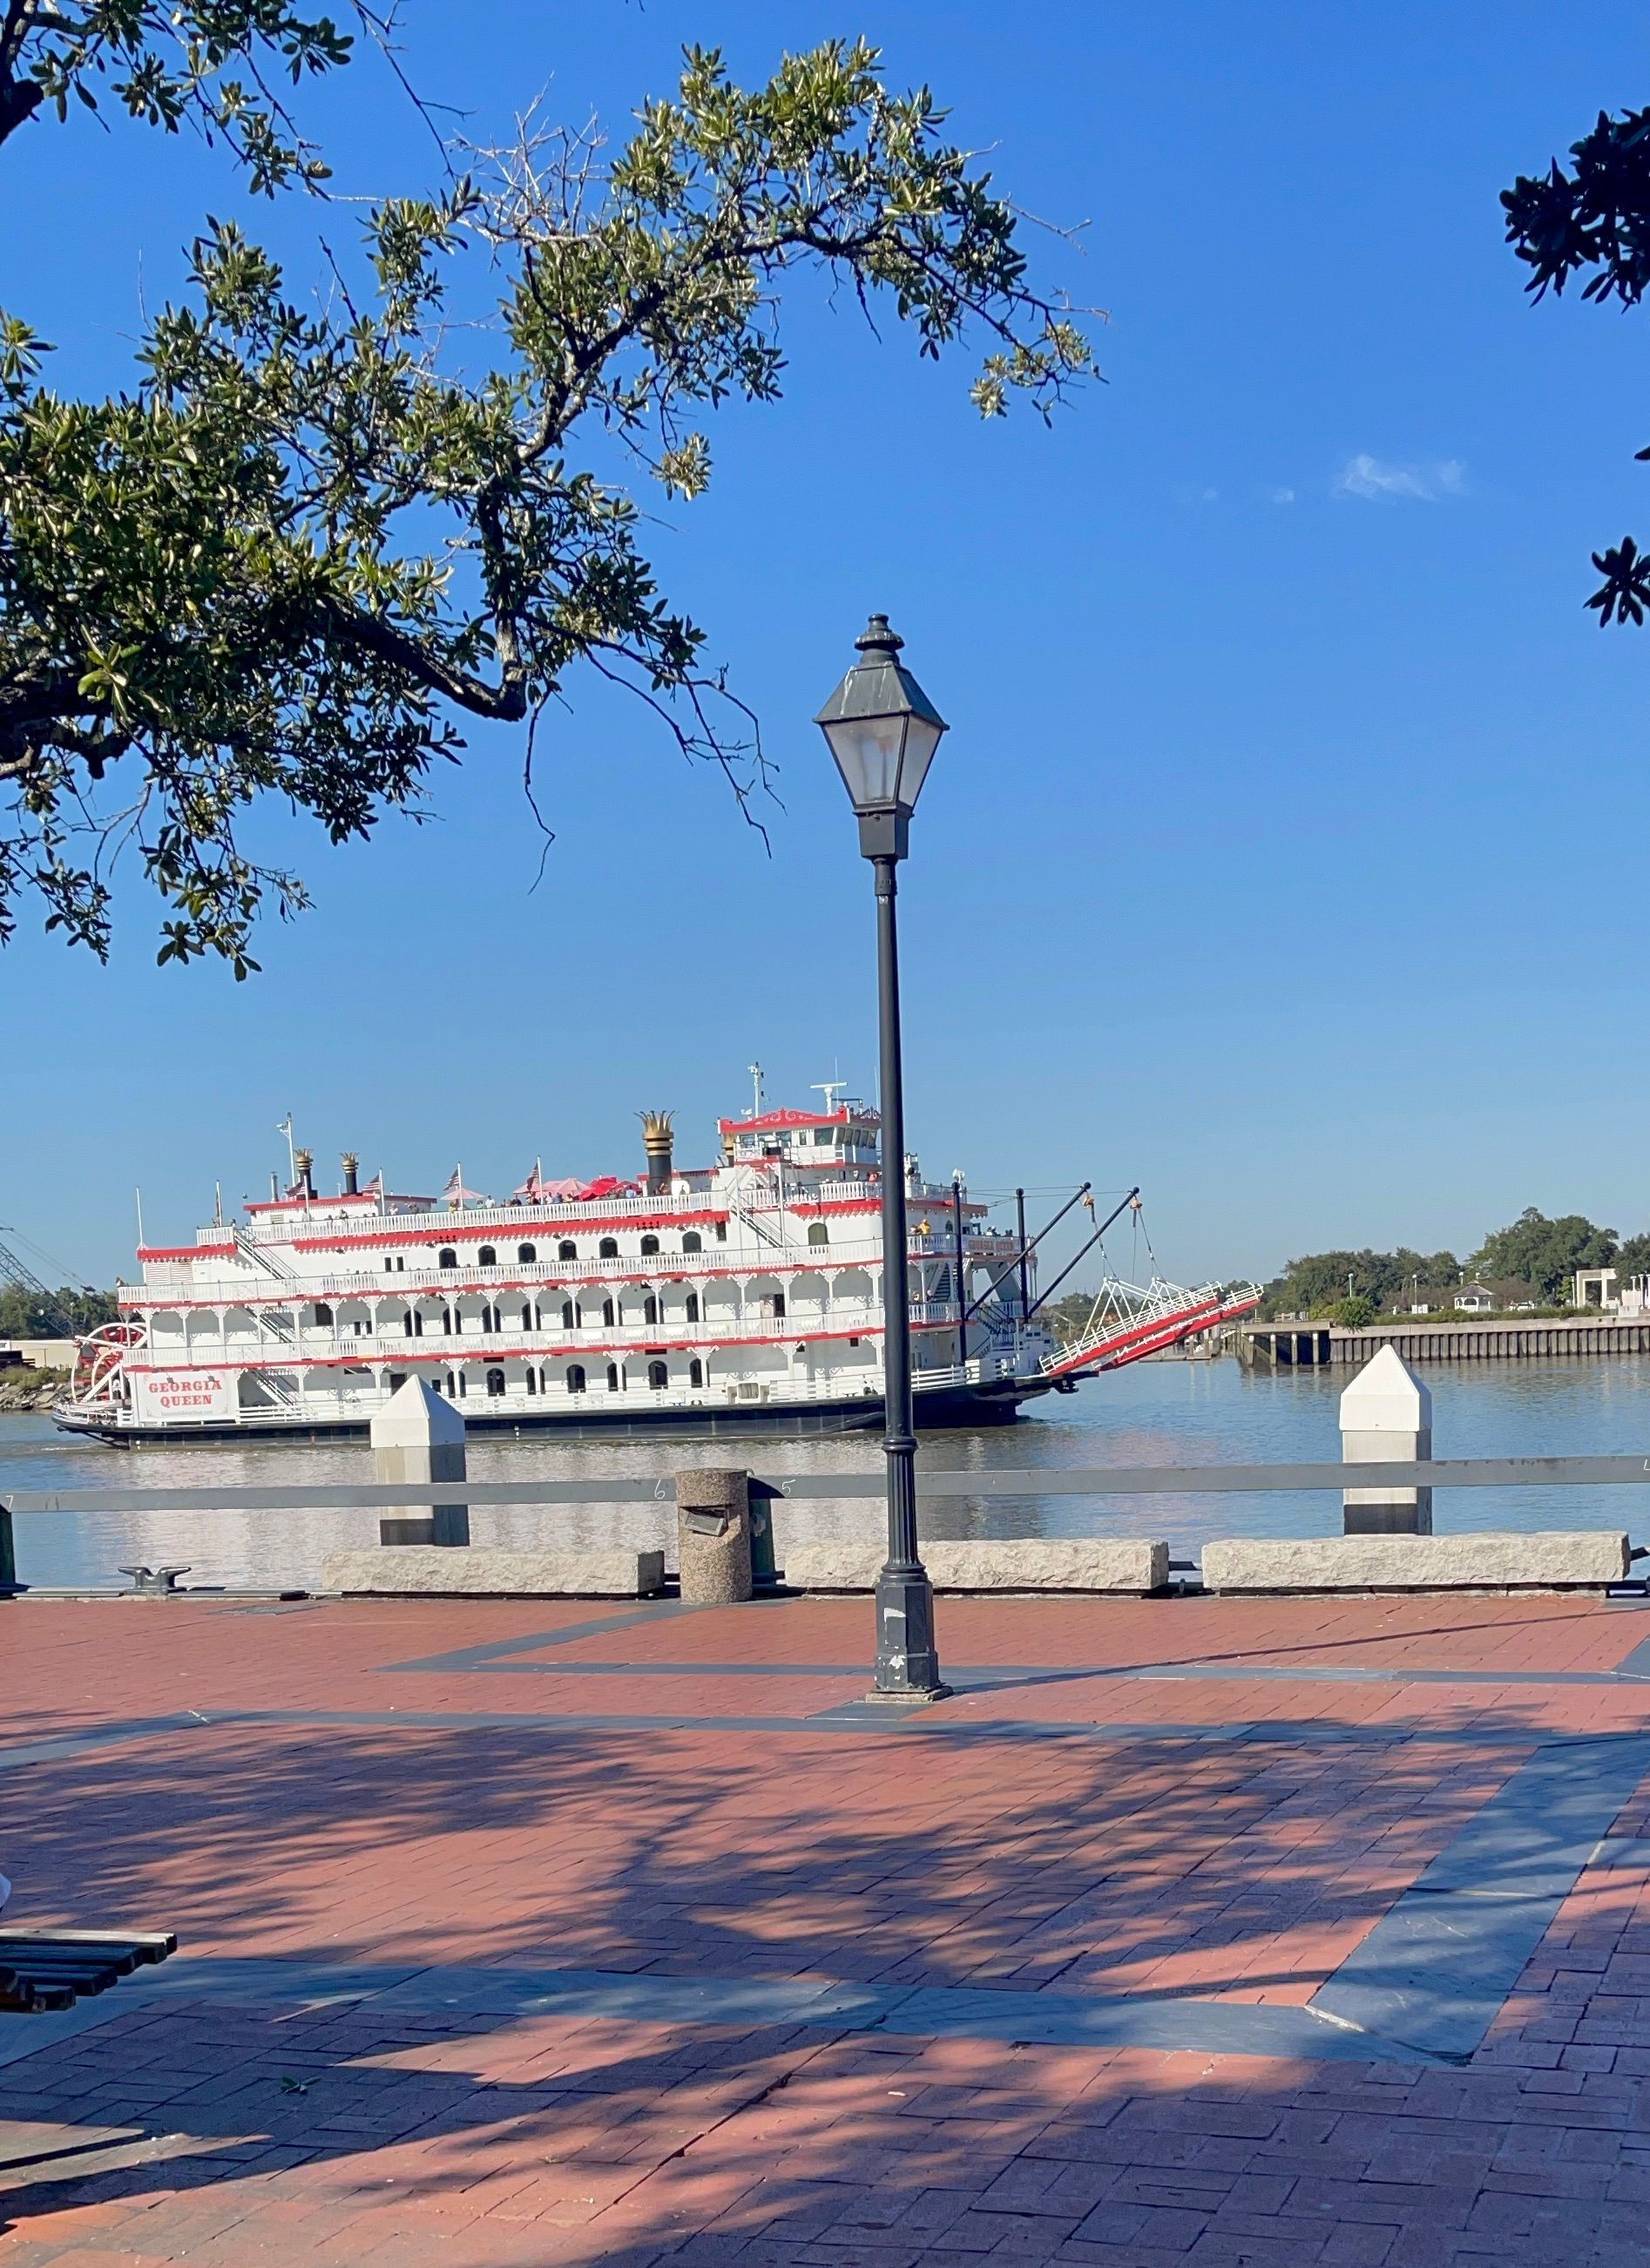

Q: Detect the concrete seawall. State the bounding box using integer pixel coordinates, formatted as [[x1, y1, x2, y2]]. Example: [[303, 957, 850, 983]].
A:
[[1241, 1317, 1650, 1368]]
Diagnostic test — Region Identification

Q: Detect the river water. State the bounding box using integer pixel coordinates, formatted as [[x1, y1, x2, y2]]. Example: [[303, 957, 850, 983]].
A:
[[4, 1353, 1649, 1592]]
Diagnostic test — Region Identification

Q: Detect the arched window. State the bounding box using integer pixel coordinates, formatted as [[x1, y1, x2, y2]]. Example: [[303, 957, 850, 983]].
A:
[[438, 1248, 457, 1269], [558, 1240, 577, 1261], [686, 1291, 700, 1324], [601, 1297, 615, 1328], [808, 1221, 829, 1248], [521, 1302, 533, 1330], [605, 1362, 619, 1392], [524, 1367, 537, 1395], [682, 1231, 702, 1255], [566, 1364, 586, 1394], [484, 1303, 501, 1334], [561, 1300, 574, 1330], [643, 1294, 659, 1328], [442, 1306, 455, 1335], [647, 1360, 668, 1391], [486, 1367, 505, 1398], [478, 1245, 497, 1268], [640, 1234, 659, 1256], [314, 1302, 334, 1326], [689, 1357, 703, 1389], [517, 1242, 536, 1263], [598, 1236, 619, 1259]]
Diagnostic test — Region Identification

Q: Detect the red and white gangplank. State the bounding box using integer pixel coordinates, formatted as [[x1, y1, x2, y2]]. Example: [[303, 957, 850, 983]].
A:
[[1040, 1276, 1261, 1381]]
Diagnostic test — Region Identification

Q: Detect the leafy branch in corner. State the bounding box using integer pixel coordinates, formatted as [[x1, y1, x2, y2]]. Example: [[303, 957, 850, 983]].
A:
[[1504, 105, 1650, 631], [1, 31, 1100, 972]]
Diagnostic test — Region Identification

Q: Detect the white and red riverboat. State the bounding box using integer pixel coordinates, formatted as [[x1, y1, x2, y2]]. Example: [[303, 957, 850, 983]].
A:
[[55, 1091, 1258, 1445]]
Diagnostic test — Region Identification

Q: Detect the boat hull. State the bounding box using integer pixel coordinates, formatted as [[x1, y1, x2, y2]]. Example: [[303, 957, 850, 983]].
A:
[[56, 1377, 1046, 1448]]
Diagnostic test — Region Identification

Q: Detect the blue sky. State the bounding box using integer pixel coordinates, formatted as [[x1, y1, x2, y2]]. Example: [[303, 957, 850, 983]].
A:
[[5, 2, 1650, 1290]]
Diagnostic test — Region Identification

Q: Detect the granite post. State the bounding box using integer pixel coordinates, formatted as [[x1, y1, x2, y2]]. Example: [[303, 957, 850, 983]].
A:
[[373, 1376, 469, 1547], [1341, 1344, 1431, 1535]]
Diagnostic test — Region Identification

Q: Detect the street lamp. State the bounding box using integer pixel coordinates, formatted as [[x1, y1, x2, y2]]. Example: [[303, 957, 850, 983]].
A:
[[816, 613, 950, 1703]]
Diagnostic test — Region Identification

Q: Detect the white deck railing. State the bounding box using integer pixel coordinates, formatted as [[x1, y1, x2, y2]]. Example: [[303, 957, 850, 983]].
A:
[[132, 1236, 1021, 1309], [126, 1301, 987, 1372]]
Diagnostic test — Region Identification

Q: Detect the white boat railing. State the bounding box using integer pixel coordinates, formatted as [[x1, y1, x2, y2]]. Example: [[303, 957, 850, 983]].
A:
[[200, 1179, 1008, 1249], [128, 1236, 1021, 1310], [125, 1302, 982, 1372]]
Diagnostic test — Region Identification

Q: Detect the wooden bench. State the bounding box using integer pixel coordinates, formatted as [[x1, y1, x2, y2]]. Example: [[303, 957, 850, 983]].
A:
[[0, 1927, 177, 2014]]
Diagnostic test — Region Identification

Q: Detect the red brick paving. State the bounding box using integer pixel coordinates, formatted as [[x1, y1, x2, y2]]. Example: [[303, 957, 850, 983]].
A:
[[1, 1592, 1648, 2262]]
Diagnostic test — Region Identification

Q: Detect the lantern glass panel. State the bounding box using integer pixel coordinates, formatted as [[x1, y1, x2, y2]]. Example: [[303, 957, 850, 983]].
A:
[[895, 716, 943, 812], [823, 714, 906, 811]]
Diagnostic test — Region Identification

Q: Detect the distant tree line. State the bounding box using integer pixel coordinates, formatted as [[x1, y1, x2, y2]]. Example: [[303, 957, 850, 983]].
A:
[[1039, 1291, 1099, 1345], [0, 1284, 115, 1339], [1260, 1208, 1638, 1321]]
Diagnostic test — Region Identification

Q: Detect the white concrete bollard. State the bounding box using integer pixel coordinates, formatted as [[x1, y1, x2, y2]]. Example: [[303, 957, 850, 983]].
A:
[[371, 1376, 469, 1547], [1340, 1344, 1431, 1535]]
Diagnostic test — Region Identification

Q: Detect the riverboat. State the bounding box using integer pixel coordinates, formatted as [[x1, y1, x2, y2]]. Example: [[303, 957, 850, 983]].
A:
[[55, 1092, 1257, 1444]]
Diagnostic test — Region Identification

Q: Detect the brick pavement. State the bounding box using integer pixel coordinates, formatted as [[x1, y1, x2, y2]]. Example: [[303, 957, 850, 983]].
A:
[[0, 1591, 1647, 2263]]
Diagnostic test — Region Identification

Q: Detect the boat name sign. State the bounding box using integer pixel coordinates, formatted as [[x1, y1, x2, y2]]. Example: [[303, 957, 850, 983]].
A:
[[132, 1370, 235, 1423]]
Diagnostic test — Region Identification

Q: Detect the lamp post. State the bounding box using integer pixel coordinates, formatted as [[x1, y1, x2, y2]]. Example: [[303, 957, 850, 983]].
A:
[[815, 613, 951, 1703]]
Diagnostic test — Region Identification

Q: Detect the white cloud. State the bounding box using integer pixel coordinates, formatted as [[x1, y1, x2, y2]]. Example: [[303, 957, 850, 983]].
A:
[[1271, 486, 1295, 504], [1335, 453, 1466, 503]]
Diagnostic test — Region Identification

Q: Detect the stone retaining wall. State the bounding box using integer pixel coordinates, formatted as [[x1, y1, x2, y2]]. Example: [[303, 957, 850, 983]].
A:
[[783, 1539, 1169, 1594], [1201, 1532, 1629, 1594], [321, 1547, 666, 1597]]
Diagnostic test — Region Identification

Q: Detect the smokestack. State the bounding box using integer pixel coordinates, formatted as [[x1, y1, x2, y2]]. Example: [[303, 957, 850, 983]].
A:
[[341, 1150, 360, 1196], [294, 1147, 314, 1198], [639, 1110, 675, 1196]]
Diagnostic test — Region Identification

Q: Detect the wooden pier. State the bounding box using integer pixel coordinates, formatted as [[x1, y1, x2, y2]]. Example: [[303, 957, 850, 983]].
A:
[[1241, 1316, 1650, 1367]]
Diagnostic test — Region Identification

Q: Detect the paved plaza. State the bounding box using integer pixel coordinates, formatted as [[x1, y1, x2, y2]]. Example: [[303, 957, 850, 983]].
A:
[[2, 1588, 1650, 2264]]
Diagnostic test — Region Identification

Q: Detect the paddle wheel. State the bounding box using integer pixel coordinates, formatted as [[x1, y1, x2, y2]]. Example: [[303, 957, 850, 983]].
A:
[[71, 1319, 146, 1408]]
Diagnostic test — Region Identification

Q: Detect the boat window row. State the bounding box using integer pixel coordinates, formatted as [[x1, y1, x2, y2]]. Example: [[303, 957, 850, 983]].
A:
[[377, 1290, 705, 1336], [363, 1217, 827, 1276], [409, 1229, 719, 1271], [427, 1357, 707, 1398]]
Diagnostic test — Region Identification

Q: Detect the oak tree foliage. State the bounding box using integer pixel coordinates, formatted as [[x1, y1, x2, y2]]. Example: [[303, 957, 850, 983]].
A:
[[0, 9, 1098, 973], [1504, 105, 1650, 630]]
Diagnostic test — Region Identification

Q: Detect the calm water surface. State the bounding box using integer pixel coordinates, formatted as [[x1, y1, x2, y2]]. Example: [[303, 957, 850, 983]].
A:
[[4, 1354, 1649, 1590]]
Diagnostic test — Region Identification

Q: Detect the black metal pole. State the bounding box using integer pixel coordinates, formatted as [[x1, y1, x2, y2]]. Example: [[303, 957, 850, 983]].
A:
[[1023, 1188, 1140, 1322], [951, 1175, 967, 1368], [1016, 1188, 1029, 1317], [871, 854, 947, 1701], [965, 1181, 1093, 1324]]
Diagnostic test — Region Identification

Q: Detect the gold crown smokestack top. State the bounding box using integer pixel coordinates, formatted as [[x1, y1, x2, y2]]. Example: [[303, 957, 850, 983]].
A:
[[341, 1152, 360, 1197], [639, 1111, 675, 1196], [293, 1148, 315, 1199]]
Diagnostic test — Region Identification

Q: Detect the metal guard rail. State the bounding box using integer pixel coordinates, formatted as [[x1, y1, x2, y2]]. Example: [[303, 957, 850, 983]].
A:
[[8, 1454, 1650, 1518]]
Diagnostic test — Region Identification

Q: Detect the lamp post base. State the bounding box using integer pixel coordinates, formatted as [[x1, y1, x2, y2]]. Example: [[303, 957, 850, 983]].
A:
[[868, 1565, 951, 1703]]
